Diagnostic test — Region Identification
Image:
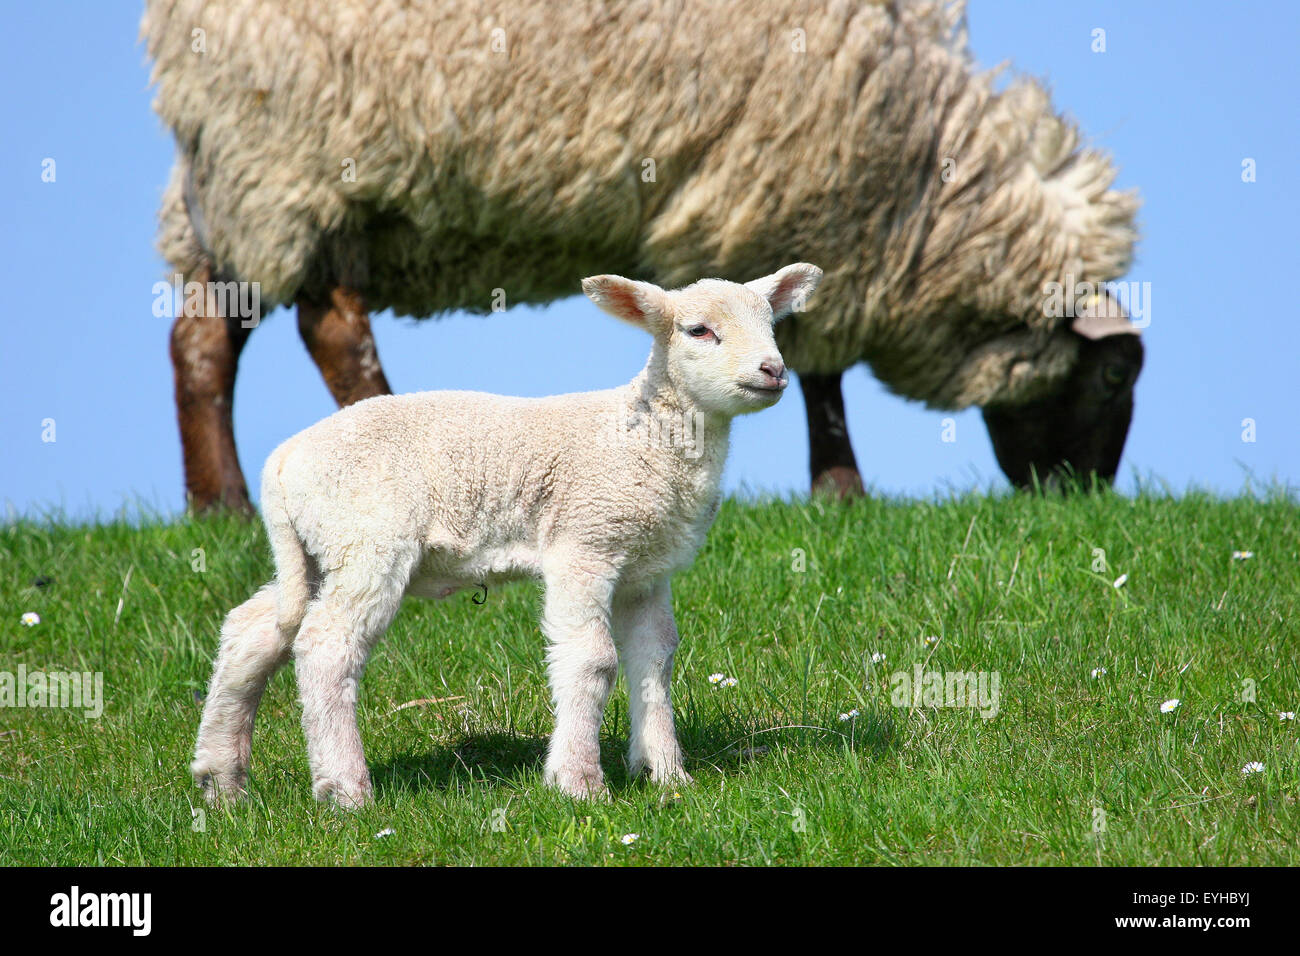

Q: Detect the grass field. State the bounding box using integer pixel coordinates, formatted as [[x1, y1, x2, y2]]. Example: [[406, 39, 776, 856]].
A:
[[1, 488, 1297, 865]]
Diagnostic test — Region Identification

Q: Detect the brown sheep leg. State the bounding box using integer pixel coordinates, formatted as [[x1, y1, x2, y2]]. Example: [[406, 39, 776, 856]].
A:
[[171, 266, 256, 514], [296, 288, 392, 406], [800, 370, 865, 499]]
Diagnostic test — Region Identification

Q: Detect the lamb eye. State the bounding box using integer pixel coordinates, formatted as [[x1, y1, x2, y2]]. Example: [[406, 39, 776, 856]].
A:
[[1102, 364, 1127, 386], [686, 325, 714, 340]]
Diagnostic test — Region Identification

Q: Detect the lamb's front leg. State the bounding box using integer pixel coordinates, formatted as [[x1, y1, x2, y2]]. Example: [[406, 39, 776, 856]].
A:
[[614, 579, 692, 786], [541, 568, 618, 799]]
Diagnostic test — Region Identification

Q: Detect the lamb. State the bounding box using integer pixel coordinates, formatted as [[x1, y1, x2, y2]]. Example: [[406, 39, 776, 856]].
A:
[[191, 264, 822, 806], [143, 0, 1142, 509]]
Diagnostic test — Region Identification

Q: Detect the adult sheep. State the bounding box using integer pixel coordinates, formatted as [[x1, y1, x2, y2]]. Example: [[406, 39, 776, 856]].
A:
[[143, 0, 1143, 511]]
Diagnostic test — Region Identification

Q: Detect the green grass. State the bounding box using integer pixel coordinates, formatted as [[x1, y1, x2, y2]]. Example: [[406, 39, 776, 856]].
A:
[[1, 489, 1297, 865]]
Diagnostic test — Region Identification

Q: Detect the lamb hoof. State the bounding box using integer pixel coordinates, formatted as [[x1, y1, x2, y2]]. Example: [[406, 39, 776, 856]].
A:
[[651, 767, 694, 787], [630, 760, 694, 788], [545, 766, 608, 800], [192, 761, 247, 806], [628, 751, 694, 787], [313, 777, 374, 810]]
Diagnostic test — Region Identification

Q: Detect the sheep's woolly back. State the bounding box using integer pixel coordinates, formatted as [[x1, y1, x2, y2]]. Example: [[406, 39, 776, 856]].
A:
[[144, 0, 1138, 409]]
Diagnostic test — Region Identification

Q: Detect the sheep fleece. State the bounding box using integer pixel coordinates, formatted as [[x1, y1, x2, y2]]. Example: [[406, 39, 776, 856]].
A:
[[144, 0, 1138, 408]]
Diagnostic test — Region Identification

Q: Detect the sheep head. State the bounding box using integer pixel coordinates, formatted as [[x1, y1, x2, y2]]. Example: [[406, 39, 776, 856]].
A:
[[982, 296, 1143, 490], [583, 264, 823, 418]]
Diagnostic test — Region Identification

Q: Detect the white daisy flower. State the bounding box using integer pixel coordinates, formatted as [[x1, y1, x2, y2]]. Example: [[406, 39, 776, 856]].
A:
[[374, 828, 396, 838], [923, 635, 940, 647], [1091, 667, 1108, 679], [708, 673, 725, 685], [720, 676, 738, 688], [20, 612, 40, 627], [1112, 573, 1128, 589], [838, 709, 860, 722], [1241, 762, 1265, 777], [1160, 698, 1180, 714], [620, 833, 639, 845], [1279, 712, 1295, 721], [1232, 550, 1254, 561], [870, 652, 887, 664]]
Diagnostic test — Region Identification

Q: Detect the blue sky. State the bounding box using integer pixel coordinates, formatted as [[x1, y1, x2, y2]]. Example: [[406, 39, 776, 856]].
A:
[[2, 2, 1297, 519]]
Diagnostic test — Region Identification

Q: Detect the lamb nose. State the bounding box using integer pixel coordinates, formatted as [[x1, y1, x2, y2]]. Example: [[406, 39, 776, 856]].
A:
[[760, 361, 788, 387]]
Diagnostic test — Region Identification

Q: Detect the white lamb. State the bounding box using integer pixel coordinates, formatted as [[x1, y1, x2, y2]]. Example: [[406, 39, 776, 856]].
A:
[[191, 263, 822, 806]]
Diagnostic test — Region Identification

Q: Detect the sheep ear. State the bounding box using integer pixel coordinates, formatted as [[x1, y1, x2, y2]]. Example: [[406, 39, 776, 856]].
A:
[[581, 275, 672, 334], [1072, 292, 1139, 340], [747, 263, 823, 322]]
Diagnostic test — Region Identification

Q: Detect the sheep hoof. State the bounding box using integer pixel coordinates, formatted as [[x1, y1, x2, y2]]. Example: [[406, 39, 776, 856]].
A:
[[811, 466, 865, 500]]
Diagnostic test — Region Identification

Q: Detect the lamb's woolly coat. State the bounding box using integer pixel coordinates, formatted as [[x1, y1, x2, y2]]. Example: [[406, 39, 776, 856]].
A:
[[145, 0, 1137, 409], [192, 267, 820, 804], [264, 368, 728, 617]]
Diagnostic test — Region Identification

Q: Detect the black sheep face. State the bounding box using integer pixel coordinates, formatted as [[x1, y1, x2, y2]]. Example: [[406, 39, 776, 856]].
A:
[[982, 304, 1144, 491]]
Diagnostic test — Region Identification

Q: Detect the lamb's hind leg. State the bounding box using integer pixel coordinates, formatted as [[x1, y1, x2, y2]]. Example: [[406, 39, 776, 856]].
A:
[[614, 578, 692, 786], [293, 552, 415, 808], [192, 584, 293, 803], [542, 565, 619, 799]]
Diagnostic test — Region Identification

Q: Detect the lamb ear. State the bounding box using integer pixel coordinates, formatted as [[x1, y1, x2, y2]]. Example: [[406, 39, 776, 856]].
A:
[[747, 263, 823, 322], [1072, 293, 1139, 340], [581, 275, 672, 334]]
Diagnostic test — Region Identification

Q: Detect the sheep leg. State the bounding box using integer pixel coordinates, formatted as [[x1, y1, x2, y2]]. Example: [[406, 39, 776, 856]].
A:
[[192, 583, 294, 803], [171, 264, 255, 513], [292, 554, 413, 808], [800, 370, 865, 498], [297, 287, 392, 406], [542, 568, 618, 799], [613, 579, 691, 786]]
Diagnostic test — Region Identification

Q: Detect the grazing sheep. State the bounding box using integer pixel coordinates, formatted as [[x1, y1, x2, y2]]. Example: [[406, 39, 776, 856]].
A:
[[191, 264, 822, 806], [143, 0, 1142, 509]]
